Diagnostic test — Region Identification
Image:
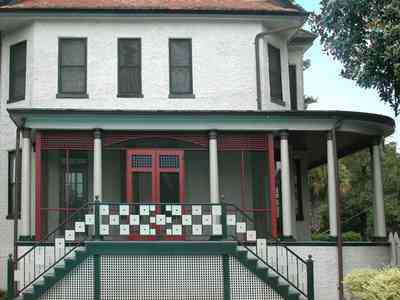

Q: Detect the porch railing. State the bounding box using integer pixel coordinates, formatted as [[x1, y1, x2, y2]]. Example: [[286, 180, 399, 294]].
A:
[[9, 201, 314, 299]]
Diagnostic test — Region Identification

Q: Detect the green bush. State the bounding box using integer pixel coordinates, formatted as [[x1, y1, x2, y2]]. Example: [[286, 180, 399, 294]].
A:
[[342, 231, 362, 241], [311, 231, 362, 241], [311, 232, 331, 241], [344, 268, 400, 300], [0, 289, 5, 300]]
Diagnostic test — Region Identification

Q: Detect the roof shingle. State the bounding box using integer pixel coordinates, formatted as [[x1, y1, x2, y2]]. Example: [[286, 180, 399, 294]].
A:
[[0, 0, 306, 15]]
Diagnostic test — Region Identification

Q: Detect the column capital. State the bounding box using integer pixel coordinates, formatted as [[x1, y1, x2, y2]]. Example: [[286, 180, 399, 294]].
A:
[[327, 131, 333, 140], [280, 131, 289, 139], [93, 129, 102, 139], [209, 130, 218, 139], [21, 128, 31, 139], [372, 136, 383, 146]]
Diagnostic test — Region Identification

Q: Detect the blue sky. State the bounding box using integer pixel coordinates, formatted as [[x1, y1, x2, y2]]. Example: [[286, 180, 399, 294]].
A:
[[295, 0, 400, 149]]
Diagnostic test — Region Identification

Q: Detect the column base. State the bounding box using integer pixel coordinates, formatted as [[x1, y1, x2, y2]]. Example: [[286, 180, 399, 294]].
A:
[[371, 236, 388, 242], [280, 235, 296, 242]]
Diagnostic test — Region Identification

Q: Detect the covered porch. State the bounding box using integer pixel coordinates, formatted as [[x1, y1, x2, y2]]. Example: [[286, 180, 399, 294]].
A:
[[9, 109, 395, 242]]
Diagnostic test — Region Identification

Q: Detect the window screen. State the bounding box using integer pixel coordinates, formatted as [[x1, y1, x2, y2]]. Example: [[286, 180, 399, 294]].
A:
[[268, 44, 283, 103], [8, 150, 20, 218], [118, 39, 142, 97], [169, 39, 193, 96], [58, 38, 87, 96], [9, 41, 27, 102]]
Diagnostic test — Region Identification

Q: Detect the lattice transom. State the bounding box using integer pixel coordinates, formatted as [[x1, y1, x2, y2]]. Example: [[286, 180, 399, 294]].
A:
[[132, 154, 152, 168]]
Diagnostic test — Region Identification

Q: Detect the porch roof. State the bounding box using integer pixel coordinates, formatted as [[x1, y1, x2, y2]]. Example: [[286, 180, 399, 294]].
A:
[[7, 108, 394, 134], [8, 108, 395, 168]]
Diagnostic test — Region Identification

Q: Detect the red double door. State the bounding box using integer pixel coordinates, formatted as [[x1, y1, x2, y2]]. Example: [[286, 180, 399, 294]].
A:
[[126, 149, 185, 240]]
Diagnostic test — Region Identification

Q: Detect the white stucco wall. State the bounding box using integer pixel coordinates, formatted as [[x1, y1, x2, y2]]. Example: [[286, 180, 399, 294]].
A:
[[288, 245, 390, 300], [2, 18, 306, 112]]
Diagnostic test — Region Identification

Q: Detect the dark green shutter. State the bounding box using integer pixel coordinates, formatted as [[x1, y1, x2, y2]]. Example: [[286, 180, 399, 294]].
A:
[[268, 44, 283, 103]]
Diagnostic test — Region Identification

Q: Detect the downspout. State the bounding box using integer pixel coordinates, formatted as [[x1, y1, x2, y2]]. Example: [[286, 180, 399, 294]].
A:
[[331, 119, 344, 300], [255, 24, 306, 110]]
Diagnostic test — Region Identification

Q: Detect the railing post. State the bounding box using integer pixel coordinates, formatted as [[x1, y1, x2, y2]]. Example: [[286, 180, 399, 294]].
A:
[[306, 255, 315, 300], [222, 204, 228, 240], [6, 254, 14, 300], [94, 196, 100, 240]]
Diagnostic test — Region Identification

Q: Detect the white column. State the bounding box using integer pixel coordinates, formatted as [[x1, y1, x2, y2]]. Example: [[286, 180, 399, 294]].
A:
[[93, 129, 102, 201], [327, 133, 338, 237], [372, 141, 386, 238], [209, 130, 220, 204], [280, 131, 293, 238], [21, 128, 32, 236]]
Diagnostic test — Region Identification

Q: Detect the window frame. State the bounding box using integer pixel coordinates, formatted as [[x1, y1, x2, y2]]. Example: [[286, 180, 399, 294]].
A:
[[7, 150, 21, 219], [8, 40, 27, 103], [117, 38, 143, 98], [289, 64, 298, 111], [268, 43, 284, 106], [169, 38, 195, 98], [57, 37, 88, 99]]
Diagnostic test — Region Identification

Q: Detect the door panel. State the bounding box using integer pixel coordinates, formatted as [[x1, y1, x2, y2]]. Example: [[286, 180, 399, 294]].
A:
[[126, 149, 184, 240]]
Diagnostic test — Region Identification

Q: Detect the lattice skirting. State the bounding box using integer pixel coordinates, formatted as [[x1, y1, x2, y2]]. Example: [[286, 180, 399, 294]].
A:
[[229, 257, 283, 300], [37, 255, 285, 300], [101, 255, 224, 300], [39, 257, 94, 300]]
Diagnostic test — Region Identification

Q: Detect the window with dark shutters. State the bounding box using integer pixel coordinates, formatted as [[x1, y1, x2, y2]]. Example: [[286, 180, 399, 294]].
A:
[[268, 44, 283, 104], [118, 38, 142, 97], [9, 41, 27, 102], [57, 38, 88, 98], [169, 39, 194, 98]]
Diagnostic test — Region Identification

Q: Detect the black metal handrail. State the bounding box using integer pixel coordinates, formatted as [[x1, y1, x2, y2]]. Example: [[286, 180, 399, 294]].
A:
[[223, 202, 314, 299], [15, 203, 91, 296]]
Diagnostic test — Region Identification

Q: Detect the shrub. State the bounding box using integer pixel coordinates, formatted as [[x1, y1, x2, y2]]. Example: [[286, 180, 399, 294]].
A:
[[311, 232, 331, 241], [344, 268, 400, 300], [0, 289, 5, 300], [342, 231, 362, 241]]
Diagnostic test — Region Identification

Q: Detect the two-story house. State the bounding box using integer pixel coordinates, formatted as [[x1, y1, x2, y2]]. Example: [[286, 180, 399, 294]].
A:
[[0, 1, 395, 300]]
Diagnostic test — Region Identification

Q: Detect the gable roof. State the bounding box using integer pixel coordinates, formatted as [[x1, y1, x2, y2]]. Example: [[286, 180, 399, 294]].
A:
[[0, 0, 307, 15]]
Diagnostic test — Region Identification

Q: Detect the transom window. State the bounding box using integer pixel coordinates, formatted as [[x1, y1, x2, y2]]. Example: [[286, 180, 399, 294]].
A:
[[268, 44, 283, 104], [118, 38, 142, 97], [58, 38, 87, 98], [169, 39, 194, 98], [9, 41, 27, 102]]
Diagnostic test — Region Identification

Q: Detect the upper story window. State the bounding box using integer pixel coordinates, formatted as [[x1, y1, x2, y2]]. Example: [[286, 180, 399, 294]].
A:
[[289, 65, 298, 110], [57, 38, 88, 98], [169, 39, 194, 98], [118, 38, 143, 98], [268, 44, 283, 105], [9, 41, 27, 103]]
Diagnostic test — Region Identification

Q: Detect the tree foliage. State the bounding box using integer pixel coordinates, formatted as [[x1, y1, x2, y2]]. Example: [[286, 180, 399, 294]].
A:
[[309, 142, 400, 236], [312, 0, 400, 115]]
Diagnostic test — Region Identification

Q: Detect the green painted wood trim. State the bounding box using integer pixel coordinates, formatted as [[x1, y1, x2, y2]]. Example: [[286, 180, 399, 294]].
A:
[[222, 254, 231, 300], [85, 241, 237, 255], [306, 256, 315, 300], [6, 255, 14, 300], [94, 254, 101, 300]]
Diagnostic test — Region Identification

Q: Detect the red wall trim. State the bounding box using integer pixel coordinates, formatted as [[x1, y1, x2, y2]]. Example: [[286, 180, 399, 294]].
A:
[[268, 134, 278, 239], [35, 131, 42, 241]]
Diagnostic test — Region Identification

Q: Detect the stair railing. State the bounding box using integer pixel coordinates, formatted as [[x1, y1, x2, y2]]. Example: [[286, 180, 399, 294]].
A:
[[222, 202, 314, 300], [12, 202, 91, 297]]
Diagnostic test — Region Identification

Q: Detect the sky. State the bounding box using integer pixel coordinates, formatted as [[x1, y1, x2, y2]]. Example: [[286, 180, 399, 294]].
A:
[[295, 0, 400, 149]]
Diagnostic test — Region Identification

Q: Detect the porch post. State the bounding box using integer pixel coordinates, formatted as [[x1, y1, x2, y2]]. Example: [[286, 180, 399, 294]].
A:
[[371, 139, 386, 239], [93, 129, 103, 201], [209, 130, 220, 204], [327, 132, 338, 238], [21, 128, 32, 237], [280, 131, 293, 239]]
